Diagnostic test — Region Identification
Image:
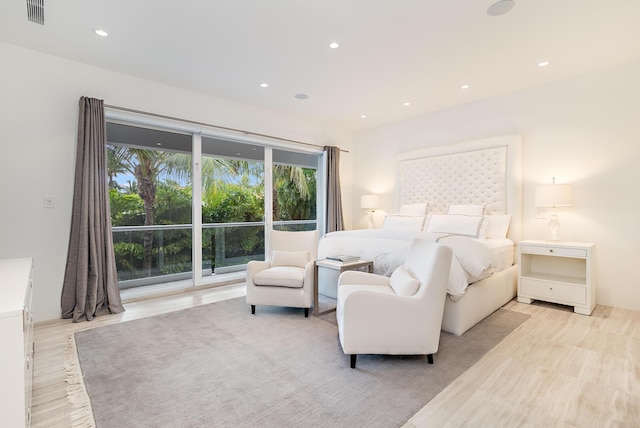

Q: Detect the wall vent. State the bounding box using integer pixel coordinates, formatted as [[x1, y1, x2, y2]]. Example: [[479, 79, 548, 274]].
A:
[[27, 0, 44, 25]]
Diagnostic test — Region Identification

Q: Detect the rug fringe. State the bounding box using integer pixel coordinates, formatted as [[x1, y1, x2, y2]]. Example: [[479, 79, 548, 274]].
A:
[[64, 333, 96, 428]]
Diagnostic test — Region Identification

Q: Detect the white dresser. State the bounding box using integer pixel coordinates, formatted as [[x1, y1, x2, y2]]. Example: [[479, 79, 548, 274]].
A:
[[0, 258, 34, 428], [517, 240, 596, 315]]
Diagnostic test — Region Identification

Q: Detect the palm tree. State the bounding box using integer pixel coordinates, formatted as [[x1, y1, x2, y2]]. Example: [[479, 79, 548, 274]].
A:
[[273, 164, 310, 221], [108, 145, 238, 277], [108, 144, 315, 277], [106, 146, 129, 189], [200, 156, 242, 202], [108, 146, 190, 276]]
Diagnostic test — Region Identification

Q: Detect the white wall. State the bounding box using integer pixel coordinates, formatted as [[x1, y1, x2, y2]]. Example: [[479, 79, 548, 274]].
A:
[[4, 38, 636, 318], [0, 42, 353, 322], [351, 59, 640, 312]]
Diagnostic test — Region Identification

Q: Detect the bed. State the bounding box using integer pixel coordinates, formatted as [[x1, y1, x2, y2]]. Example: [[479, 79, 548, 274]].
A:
[[318, 134, 523, 335]]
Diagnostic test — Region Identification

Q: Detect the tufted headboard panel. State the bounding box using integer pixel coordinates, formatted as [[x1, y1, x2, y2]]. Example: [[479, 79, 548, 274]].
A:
[[398, 135, 523, 241]]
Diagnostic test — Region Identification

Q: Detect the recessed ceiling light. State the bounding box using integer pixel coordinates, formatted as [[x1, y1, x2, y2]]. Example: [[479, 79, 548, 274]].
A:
[[95, 29, 108, 37], [487, 0, 515, 16], [403, 102, 411, 106], [538, 60, 550, 67], [461, 84, 470, 90], [260, 83, 268, 88], [329, 42, 340, 49], [294, 93, 308, 100], [360, 115, 367, 119]]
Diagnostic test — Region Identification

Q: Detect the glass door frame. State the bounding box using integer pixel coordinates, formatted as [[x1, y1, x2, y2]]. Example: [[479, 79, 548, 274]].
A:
[[105, 108, 325, 289]]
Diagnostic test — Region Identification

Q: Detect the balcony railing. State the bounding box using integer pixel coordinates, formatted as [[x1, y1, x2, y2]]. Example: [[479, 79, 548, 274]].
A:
[[112, 224, 193, 289], [112, 220, 316, 289]]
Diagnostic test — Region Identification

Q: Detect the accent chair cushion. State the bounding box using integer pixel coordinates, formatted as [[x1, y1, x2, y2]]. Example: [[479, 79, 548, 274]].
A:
[[389, 265, 421, 296], [253, 266, 305, 288], [270, 250, 309, 268]]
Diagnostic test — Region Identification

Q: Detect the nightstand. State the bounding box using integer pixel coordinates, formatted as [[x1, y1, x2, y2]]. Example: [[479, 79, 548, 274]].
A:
[[517, 240, 596, 315]]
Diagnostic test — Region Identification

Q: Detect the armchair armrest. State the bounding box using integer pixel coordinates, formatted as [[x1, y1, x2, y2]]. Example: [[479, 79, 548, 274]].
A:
[[246, 260, 270, 285], [302, 261, 316, 294], [338, 270, 390, 287]]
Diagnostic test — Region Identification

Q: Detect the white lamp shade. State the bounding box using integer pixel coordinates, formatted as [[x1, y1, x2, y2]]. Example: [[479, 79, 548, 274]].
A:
[[535, 184, 573, 207], [360, 194, 380, 209]]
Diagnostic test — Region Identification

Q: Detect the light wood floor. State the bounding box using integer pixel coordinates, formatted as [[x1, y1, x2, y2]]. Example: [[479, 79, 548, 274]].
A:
[[405, 301, 640, 427], [32, 285, 640, 427]]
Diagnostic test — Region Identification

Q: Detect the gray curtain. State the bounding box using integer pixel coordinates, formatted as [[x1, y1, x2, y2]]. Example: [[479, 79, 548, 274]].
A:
[[324, 146, 345, 232], [61, 97, 124, 322]]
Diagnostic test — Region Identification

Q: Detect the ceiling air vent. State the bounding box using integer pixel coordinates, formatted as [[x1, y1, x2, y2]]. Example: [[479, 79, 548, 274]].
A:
[[26, 0, 44, 25]]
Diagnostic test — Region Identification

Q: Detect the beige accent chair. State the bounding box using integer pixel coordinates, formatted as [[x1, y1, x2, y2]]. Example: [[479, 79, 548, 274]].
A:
[[246, 229, 320, 317], [336, 239, 452, 368]]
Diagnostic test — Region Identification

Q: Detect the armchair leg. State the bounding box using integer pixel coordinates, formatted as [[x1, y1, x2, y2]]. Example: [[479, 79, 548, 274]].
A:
[[350, 354, 357, 369], [304, 308, 309, 318], [251, 305, 256, 315], [427, 354, 434, 365]]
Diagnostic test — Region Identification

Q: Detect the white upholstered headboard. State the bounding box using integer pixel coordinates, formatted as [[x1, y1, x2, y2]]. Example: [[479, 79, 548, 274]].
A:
[[398, 135, 523, 242]]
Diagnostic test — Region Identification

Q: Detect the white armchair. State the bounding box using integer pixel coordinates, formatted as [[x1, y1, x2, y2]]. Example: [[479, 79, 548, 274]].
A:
[[336, 239, 452, 368], [246, 229, 319, 317]]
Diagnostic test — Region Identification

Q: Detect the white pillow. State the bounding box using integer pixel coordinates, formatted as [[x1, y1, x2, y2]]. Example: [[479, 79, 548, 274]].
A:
[[426, 214, 484, 237], [390, 265, 420, 296], [484, 214, 511, 239], [398, 203, 428, 216], [270, 250, 309, 268], [382, 215, 425, 232], [448, 204, 485, 216]]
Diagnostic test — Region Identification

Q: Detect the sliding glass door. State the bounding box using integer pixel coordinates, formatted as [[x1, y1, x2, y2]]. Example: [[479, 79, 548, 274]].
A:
[[106, 123, 193, 289], [201, 137, 265, 275], [106, 120, 322, 290]]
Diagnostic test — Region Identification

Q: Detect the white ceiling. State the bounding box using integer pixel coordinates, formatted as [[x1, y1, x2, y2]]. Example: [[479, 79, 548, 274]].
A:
[[2, 0, 640, 132]]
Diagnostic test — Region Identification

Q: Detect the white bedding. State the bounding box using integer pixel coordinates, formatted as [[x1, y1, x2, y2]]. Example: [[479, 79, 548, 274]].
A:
[[318, 229, 514, 300]]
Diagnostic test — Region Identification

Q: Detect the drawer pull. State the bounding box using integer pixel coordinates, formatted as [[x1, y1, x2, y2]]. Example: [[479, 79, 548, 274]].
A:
[[549, 249, 554, 253]]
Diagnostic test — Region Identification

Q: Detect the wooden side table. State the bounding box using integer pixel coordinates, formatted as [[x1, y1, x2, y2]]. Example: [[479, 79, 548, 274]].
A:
[[313, 259, 373, 316]]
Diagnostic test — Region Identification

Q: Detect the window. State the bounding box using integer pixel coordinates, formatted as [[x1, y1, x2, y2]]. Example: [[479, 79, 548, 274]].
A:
[[105, 120, 323, 290], [107, 123, 193, 288], [201, 137, 265, 274], [272, 149, 319, 232]]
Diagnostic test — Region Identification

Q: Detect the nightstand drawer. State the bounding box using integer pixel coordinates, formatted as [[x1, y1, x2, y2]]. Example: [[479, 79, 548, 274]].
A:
[[520, 245, 587, 258], [520, 278, 586, 305]]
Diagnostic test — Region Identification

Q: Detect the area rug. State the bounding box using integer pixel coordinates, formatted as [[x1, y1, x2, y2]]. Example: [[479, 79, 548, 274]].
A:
[[73, 297, 529, 428]]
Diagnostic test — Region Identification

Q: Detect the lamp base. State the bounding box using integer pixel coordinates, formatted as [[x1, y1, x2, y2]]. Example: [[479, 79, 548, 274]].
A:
[[367, 211, 374, 229], [547, 212, 560, 241]]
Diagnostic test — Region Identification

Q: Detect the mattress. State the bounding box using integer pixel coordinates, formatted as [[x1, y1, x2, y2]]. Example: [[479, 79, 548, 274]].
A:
[[467, 238, 514, 282], [317, 230, 514, 299]]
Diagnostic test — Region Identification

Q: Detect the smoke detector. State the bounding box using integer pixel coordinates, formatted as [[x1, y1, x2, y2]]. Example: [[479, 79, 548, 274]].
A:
[[487, 0, 515, 17]]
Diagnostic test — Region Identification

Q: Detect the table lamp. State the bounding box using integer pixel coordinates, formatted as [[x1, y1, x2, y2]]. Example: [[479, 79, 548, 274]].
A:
[[360, 194, 380, 229], [535, 178, 573, 241]]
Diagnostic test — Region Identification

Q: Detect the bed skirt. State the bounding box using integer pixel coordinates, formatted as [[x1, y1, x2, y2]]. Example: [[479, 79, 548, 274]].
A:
[[441, 265, 518, 336]]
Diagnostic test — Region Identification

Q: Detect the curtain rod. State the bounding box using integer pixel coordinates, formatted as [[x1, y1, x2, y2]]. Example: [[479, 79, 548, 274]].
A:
[[104, 104, 349, 153]]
